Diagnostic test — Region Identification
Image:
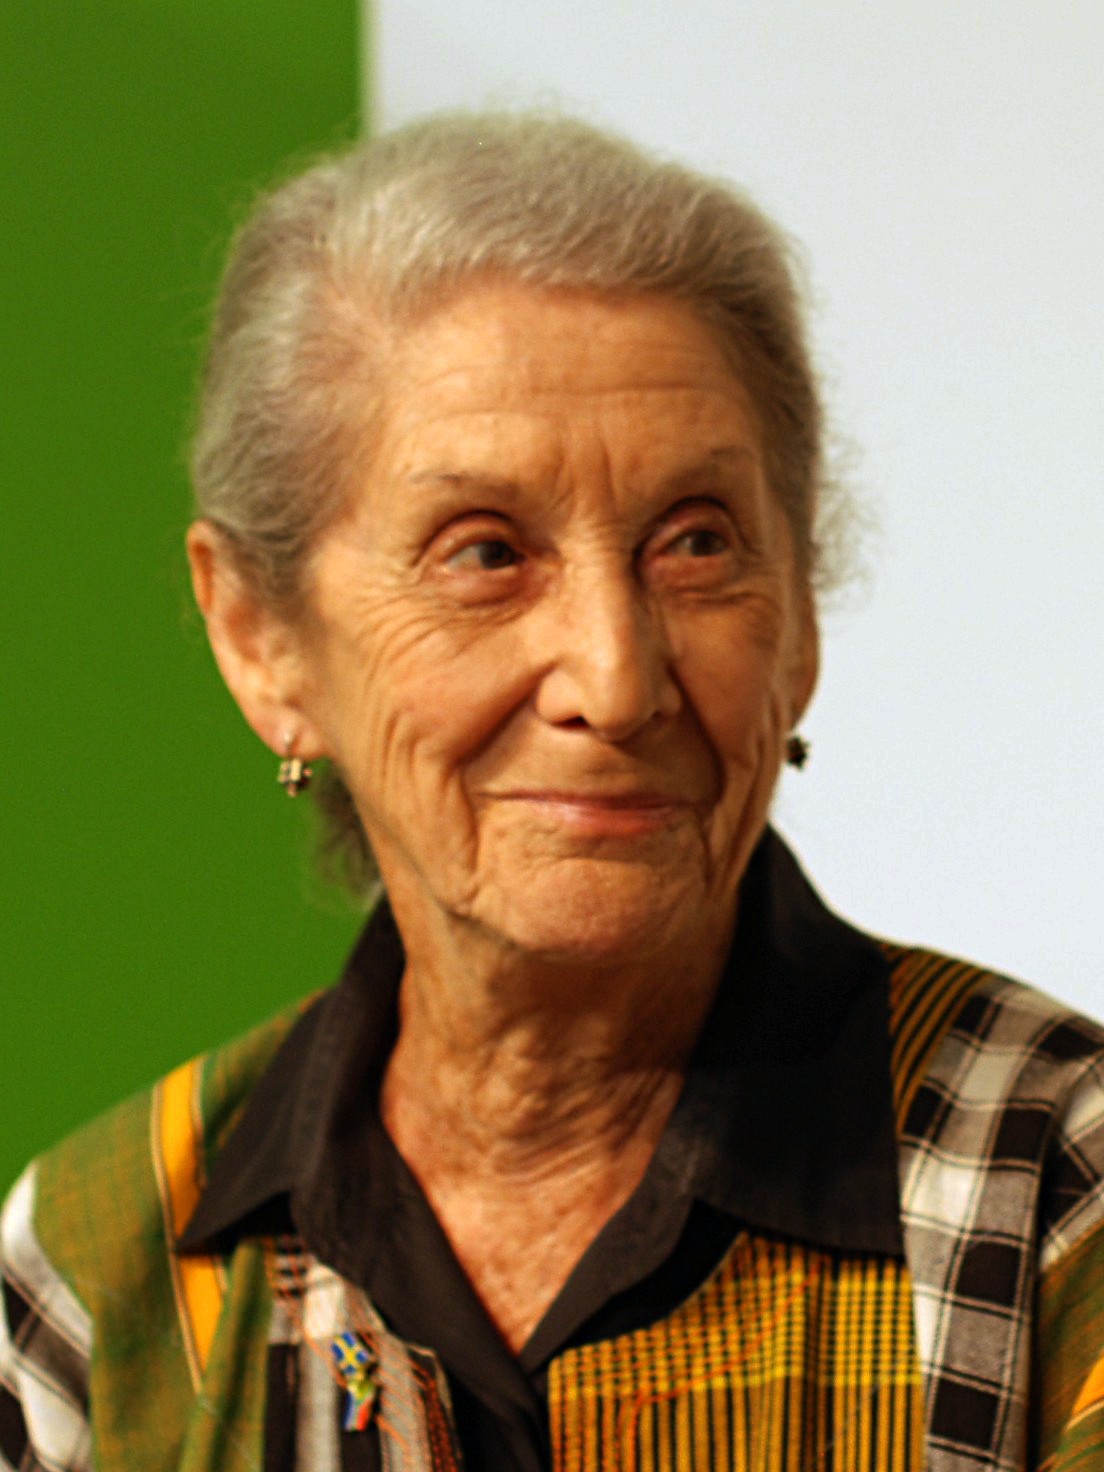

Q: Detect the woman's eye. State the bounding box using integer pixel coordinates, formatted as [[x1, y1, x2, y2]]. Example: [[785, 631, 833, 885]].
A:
[[667, 528, 729, 558], [446, 538, 520, 572], [644, 518, 741, 590]]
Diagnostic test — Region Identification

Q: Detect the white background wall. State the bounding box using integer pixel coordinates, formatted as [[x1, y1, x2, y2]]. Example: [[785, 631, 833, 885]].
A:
[[369, 0, 1102, 1014]]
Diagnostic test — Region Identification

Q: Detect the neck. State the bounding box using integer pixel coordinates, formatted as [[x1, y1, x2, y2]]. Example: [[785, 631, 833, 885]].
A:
[[375, 872, 736, 1351], [379, 877, 735, 1184]]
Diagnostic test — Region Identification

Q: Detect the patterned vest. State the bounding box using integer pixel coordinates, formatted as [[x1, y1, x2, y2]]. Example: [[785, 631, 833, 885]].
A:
[[19, 947, 1104, 1469]]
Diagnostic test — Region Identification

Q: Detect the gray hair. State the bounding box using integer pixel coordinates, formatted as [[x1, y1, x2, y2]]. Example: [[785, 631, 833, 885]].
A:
[[190, 109, 850, 889]]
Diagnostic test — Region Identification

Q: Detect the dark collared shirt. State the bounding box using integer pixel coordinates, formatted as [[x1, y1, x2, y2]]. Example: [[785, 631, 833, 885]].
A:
[[181, 830, 902, 1470]]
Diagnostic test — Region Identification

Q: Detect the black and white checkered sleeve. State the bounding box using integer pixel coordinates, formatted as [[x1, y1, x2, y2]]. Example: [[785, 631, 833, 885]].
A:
[[899, 975, 1104, 1469], [0, 1167, 92, 1472]]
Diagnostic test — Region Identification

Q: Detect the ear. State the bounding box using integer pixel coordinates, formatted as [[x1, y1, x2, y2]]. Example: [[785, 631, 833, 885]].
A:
[[788, 588, 820, 728], [186, 521, 325, 757]]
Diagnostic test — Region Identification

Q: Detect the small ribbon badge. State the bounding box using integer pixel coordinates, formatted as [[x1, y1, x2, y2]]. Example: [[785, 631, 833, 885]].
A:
[[330, 1330, 379, 1432]]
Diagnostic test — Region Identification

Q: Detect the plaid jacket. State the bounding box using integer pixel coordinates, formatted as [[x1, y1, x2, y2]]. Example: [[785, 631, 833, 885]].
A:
[[3, 946, 1103, 1471]]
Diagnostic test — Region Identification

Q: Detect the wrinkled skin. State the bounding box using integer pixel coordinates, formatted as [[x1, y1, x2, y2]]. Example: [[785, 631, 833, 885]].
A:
[[281, 284, 817, 971], [189, 281, 820, 1347]]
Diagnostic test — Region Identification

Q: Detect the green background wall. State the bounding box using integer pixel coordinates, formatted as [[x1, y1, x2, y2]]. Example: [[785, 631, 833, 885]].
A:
[[2, 3, 362, 1194]]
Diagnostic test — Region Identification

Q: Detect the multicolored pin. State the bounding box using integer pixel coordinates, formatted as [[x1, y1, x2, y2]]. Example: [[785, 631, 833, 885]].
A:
[[330, 1330, 379, 1432]]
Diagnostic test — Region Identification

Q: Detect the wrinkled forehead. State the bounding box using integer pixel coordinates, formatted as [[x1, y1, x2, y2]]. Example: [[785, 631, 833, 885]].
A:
[[368, 281, 765, 488]]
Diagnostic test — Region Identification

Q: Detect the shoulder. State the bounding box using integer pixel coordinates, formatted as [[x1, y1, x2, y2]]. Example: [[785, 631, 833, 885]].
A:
[[0, 1001, 309, 1471], [885, 941, 1104, 1255], [885, 941, 1103, 1102], [3, 998, 306, 1312]]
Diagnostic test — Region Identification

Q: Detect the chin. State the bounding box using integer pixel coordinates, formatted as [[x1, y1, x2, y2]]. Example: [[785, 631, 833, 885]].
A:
[[482, 857, 705, 964]]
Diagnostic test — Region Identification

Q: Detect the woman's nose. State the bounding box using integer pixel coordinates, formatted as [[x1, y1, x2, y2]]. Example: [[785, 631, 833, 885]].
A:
[[533, 565, 681, 741]]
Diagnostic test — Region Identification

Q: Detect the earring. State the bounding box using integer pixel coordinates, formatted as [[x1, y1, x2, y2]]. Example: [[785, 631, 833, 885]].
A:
[[785, 733, 810, 770], [277, 734, 313, 797]]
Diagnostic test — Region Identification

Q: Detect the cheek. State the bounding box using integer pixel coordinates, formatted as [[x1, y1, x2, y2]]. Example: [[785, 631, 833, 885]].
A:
[[315, 595, 536, 809], [692, 665, 785, 775], [674, 603, 793, 765]]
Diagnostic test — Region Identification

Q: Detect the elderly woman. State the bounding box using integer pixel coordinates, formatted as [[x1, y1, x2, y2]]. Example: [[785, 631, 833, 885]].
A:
[[2, 113, 1102, 1472]]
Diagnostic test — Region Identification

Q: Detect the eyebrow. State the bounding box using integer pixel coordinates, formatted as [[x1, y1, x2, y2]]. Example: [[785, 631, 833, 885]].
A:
[[662, 446, 759, 491], [406, 470, 525, 495]]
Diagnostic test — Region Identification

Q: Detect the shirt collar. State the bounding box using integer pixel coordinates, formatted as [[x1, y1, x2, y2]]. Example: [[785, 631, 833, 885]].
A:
[[180, 828, 901, 1258], [659, 830, 901, 1253]]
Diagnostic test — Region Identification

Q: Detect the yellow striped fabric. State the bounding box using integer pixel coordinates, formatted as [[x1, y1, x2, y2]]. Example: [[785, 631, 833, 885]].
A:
[[545, 948, 991, 1471], [548, 1233, 922, 1472], [151, 1057, 227, 1387], [884, 945, 984, 1130]]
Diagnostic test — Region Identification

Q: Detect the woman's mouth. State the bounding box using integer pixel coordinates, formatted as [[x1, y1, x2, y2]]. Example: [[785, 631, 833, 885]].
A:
[[490, 790, 686, 838]]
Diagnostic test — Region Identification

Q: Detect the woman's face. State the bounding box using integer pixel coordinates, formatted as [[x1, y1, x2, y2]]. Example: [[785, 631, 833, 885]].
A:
[[293, 283, 817, 961]]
